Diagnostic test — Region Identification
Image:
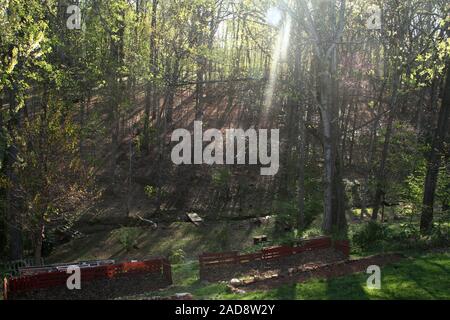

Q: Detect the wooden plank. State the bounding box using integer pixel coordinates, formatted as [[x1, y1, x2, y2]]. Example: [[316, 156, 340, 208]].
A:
[[186, 213, 203, 226], [253, 235, 268, 245], [200, 252, 238, 258], [200, 251, 238, 267]]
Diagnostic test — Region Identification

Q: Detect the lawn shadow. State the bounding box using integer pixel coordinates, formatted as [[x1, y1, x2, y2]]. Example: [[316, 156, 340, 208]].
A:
[[273, 283, 297, 300], [324, 273, 370, 300]]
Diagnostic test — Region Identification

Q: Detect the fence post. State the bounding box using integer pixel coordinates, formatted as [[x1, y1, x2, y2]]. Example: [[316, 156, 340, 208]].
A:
[[334, 240, 350, 258], [199, 256, 204, 281], [233, 252, 239, 265], [162, 259, 173, 285], [3, 277, 8, 300]]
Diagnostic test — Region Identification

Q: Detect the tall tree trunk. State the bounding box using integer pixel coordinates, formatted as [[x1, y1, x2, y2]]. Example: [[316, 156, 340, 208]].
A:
[[372, 71, 401, 220], [143, 0, 158, 154], [6, 85, 23, 260], [298, 111, 306, 230], [33, 222, 44, 266], [292, 32, 306, 230], [165, 57, 179, 126], [420, 63, 450, 233], [0, 100, 6, 256], [195, 61, 205, 121], [320, 70, 335, 234], [194, 5, 207, 121], [300, 0, 347, 234], [109, 7, 126, 186]]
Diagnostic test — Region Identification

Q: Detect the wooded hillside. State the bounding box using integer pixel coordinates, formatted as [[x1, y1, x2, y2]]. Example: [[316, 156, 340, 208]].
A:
[[0, 0, 449, 267]]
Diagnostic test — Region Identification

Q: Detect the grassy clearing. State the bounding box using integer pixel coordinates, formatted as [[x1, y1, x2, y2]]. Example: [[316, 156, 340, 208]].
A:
[[47, 220, 274, 263], [129, 251, 449, 300], [47, 214, 448, 267]]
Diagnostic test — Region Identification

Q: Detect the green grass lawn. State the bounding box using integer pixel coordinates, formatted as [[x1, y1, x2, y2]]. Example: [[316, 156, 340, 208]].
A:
[[134, 251, 450, 300]]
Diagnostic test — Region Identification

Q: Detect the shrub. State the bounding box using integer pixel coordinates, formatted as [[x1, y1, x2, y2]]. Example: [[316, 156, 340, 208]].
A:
[[301, 227, 322, 239], [169, 249, 186, 264], [352, 221, 386, 249], [272, 199, 297, 231], [144, 185, 167, 204], [144, 185, 158, 199], [211, 168, 231, 188], [115, 227, 140, 252], [304, 197, 323, 227], [429, 225, 450, 248], [390, 222, 420, 242]]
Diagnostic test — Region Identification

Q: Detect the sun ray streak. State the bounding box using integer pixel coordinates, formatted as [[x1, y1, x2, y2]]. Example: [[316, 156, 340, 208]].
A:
[[263, 15, 292, 114]]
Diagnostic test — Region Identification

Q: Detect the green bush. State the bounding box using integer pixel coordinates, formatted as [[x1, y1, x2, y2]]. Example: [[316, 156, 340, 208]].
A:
[[301, 227, 323, 239], [278, 231, 298, 247], [144, 185, 158, 199], [429, 225, 450, 248], [115, 227, 140, 252], [304, 197, 323, 227], [144, 185, 167, 203], [352, 221, 386, 249], [272, 199, 297, 230], [388, 222, 420, 242], [211, 168, 231, 188], [169, 249, 186, 264]]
